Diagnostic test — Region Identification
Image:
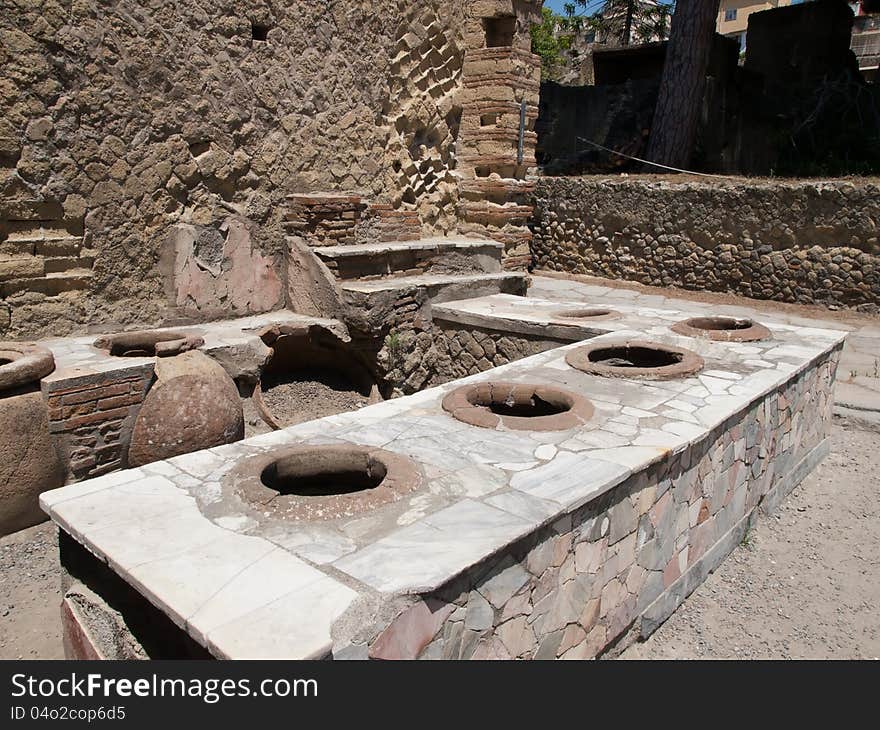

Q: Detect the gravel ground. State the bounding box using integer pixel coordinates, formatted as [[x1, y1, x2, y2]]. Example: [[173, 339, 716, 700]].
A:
[[260, 369, 372, 427], [0, 521, 63, 659], [622, 416, 880, 660], [1, 418, 876, 660]]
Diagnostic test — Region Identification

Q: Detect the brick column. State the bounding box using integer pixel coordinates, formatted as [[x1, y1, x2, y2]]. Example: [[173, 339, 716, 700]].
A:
[[456, 0, 543, 270]]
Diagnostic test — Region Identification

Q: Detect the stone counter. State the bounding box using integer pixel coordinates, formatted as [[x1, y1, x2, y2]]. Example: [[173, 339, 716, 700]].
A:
[[40, 297, 845, 659]]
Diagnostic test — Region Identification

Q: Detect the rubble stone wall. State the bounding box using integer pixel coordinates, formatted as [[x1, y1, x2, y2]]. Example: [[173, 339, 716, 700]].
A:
[[364, 346, 841, 659], [1, 0, 471, 338], [531, 177, 880, 312], [380, 322, 562, 394]]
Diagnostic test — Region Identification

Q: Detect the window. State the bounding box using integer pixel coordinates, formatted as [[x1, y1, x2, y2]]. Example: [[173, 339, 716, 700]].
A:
[[724, 8, 738, 21], [482, 16, 516, 47]]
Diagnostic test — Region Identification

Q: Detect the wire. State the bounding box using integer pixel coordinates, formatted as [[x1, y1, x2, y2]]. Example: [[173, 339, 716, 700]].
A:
[[576, 136, 732, 178]]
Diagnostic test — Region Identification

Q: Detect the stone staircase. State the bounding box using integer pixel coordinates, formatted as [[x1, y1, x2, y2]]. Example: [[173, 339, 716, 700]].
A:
[[0, 216, 94, 298], [283, 193, 529, 340], [320, 237, 527, 298], [320, 237, 529, 338], [315, 237, 507, 280]]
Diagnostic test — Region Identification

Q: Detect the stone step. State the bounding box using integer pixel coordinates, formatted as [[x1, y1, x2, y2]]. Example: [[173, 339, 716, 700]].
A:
[[314, 237, 504, 280], [341, 271, 528, 306], [0, 234, 84, 258], [0, 269, 93, 297]]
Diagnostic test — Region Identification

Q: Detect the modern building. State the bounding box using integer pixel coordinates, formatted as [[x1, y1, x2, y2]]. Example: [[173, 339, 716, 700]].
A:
[[716, 0, 795, 53], [718, 0, 879, 78], [852, 8, 880, 80]]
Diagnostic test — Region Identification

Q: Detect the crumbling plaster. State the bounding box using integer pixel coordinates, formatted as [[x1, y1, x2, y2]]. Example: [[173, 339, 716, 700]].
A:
[[1, 0, 474, 337]]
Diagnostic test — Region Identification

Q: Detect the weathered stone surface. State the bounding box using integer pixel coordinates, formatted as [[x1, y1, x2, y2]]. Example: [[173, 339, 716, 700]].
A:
[[128, 351, 243, 467], [369, 599, 455, 660], [162, 219, 284, 320], [497, 615, 536, 658], [465, 590, 494, 632], [478, 558, 531, 609], [558, 624, 586, 656], [1, 1, 474, 338], [575, 538, 605, 575], [0, 387, 65, 535], [532, 177, 880, 312], [608, 497, 638, 544], [533, 629, 564, 660], [470, 636, 511, 660]]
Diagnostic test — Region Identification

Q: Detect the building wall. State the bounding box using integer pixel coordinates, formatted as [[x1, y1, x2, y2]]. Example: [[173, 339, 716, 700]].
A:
[[0, 1, 478, 338], [717, 0, 792, 37], [531, 176, 880, 311]]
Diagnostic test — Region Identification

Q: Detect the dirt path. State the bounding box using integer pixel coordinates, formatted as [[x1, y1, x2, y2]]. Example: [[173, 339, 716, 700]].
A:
[[1, 417, 877, 660], [0, 521, 63, 659], [622, 417, 880, 659]]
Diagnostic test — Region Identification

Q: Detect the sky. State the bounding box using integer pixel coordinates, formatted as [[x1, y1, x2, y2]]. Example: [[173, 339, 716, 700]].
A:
[[542, 0, 675, 15]]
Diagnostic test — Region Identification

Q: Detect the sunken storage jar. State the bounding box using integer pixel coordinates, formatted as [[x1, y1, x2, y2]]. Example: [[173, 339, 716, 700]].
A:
[[0, 342, 65, 536], [128, 350, 244, 467]]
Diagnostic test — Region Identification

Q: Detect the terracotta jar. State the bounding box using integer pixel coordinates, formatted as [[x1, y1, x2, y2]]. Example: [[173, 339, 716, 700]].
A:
[[128, 350, 244, 467], [0, 342, 65, 536]]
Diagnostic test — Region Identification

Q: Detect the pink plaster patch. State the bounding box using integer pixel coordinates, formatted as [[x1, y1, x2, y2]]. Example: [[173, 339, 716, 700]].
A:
[[171, 218, 283, 315]]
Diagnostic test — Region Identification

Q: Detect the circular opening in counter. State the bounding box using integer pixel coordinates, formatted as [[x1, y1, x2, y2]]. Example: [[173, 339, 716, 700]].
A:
[[553, 308, 619, 321], [231, 445, 421, 521], [671, 316, 770, 342], [441, 381, 594, 431], [261, 448, 387, 497], [565, 340, 704, 380], [93, 330, 203, 357]]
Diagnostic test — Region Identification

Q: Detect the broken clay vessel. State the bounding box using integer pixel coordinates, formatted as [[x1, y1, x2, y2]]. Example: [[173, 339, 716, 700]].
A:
[[0, 342, 65, 536]]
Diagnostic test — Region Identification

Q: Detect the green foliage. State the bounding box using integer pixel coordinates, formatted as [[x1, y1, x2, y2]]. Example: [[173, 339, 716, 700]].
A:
[[531, 1, 675, 81], [385, 331, 402, 355], [530, 8, 576, 81]]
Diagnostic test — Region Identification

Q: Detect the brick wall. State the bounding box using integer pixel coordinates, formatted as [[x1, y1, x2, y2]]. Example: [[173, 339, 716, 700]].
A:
[[44, 367, 153, 481]]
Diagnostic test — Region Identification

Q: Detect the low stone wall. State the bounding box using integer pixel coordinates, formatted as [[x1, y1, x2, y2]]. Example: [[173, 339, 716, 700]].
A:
[[531, 177, 880, 312], [381, 323, 565, 394], [368, 346, 840, 659]]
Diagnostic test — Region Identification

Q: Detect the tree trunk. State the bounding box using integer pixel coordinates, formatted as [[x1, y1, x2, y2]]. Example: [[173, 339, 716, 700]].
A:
[[623, 0, 634, 45], [644, 0, 720, 170]]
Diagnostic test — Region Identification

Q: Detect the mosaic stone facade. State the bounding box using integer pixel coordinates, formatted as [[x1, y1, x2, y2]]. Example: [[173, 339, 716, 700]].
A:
[[368, 350, 839, 659]]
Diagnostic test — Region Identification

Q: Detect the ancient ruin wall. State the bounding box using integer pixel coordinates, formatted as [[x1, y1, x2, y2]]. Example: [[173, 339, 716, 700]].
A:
[[380, 323, 563, 394], [531, 177, 880, 311], [0, 1, 471, 338]]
